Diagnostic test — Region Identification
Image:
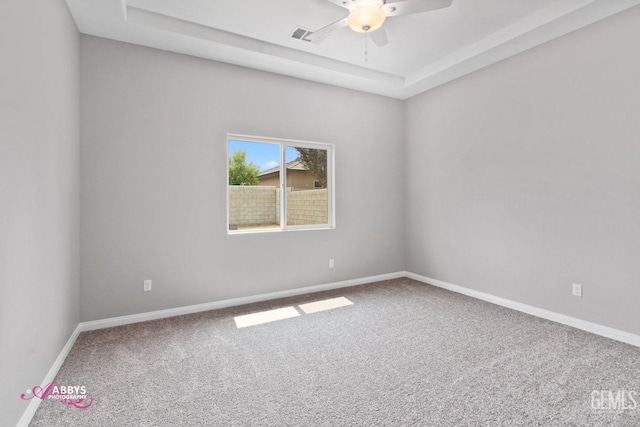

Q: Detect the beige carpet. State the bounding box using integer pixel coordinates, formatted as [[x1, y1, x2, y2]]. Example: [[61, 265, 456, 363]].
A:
[[31, 278, 640, 426]]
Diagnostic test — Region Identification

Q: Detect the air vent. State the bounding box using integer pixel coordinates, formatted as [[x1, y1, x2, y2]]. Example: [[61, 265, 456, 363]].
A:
[[290, 26, 313, 42]]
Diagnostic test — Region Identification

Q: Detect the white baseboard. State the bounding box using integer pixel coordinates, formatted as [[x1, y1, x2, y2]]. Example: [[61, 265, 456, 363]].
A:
[[19, 269, 639, 426], [79, 271, 405, 332], [16, 271, 403, 426], [78, 270, 640, 347], [16, 324, 83, 427], [404, 271, 640, 348]]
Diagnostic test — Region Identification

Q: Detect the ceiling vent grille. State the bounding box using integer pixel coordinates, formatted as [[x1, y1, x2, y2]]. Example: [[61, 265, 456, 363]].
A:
[[290, 26, 313, 42]]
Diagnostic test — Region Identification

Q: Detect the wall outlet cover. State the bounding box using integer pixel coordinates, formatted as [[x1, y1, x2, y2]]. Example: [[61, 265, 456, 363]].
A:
[[572, 283, 582, 297]]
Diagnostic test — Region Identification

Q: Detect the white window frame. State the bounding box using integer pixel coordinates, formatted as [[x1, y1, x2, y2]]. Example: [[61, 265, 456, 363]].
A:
[[227, 133, 335, 234]]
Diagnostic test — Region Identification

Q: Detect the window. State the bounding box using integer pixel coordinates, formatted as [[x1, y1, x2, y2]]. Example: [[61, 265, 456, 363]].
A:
[[227, 134, 334, 233]]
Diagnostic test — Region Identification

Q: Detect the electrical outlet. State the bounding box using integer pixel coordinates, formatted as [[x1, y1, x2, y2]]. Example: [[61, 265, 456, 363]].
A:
[[572, 283, 582, 297], [144, 280, 152, 292], [329, 259, 335, 269]]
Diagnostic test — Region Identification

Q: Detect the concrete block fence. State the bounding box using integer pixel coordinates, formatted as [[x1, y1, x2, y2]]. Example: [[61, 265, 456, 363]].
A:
[[228, 186, 327, 228]]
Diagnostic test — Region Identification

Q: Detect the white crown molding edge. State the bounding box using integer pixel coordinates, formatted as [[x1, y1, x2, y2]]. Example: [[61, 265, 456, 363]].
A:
[[404, 271, 640, 348], [106, 0, 640, 99], [401, 0, 640, 98], [123, 5, 405, 96]]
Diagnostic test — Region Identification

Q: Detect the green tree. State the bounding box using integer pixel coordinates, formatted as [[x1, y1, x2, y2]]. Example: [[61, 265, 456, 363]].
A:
[[228, 150, 259, 185], [295, 148, 327, 188]]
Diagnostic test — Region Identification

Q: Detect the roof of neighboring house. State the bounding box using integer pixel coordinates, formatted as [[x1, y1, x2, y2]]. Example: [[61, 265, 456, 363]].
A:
[[258, 158, 308, 177]]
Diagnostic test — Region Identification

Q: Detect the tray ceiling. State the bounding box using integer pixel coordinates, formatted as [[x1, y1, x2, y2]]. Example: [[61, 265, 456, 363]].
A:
[[65, 0, 640, 99]]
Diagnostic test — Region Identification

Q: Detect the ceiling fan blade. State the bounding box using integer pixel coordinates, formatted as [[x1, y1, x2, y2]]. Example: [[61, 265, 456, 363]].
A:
[[305, 18, 349, 43], [370, 28, 388, 47], [326, 0, 351, 10], [383, 0, 453, 17]]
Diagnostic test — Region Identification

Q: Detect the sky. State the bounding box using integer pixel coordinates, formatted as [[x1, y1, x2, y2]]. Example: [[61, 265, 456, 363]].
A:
[[228, 140, 298, 172]]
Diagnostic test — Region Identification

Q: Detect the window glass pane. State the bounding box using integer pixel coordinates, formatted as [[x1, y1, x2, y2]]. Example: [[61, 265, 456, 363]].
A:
[[285, 146, 329, 227], [228, 140, 280, 231]]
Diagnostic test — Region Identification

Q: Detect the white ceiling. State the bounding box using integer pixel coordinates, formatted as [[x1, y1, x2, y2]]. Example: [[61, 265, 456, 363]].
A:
[[65, 0, 640, 99]]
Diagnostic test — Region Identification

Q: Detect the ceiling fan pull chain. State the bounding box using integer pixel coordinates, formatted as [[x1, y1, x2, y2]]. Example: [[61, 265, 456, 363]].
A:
[[365, 34, 368, 63]]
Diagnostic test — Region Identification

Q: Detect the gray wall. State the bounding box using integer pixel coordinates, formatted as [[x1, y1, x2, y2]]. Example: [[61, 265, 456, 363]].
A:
[[4, 6, 639, 422], [404, 6, 640, 335], [0, 0, 80, 424], [80, 36, 405, 321]]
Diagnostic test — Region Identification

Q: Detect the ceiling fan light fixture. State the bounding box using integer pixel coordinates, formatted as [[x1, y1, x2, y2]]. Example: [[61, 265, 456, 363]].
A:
[[347, 5, 386, 33]]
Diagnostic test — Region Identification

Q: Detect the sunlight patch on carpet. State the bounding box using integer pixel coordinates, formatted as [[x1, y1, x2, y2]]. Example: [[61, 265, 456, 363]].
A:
[[298, 296, 353, 314], [234, 306, 300, 328]]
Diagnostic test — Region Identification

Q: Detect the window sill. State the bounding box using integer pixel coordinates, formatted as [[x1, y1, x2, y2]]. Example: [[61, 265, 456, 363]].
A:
[[227, 225, 335, 235]]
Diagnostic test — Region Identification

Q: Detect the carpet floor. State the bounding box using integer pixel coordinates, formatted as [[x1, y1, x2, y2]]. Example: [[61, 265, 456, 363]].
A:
[[30, 278, 640, 426]]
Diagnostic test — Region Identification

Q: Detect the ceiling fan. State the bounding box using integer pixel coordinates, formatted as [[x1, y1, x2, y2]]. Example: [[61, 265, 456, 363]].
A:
[[306, 0, 453, 47]]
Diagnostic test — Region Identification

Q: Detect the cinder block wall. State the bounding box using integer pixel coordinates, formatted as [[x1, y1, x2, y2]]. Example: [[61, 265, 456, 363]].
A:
[[228, 187, 327, 227], [287, 188, 328, 225], [228, 186, 277, 226]]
